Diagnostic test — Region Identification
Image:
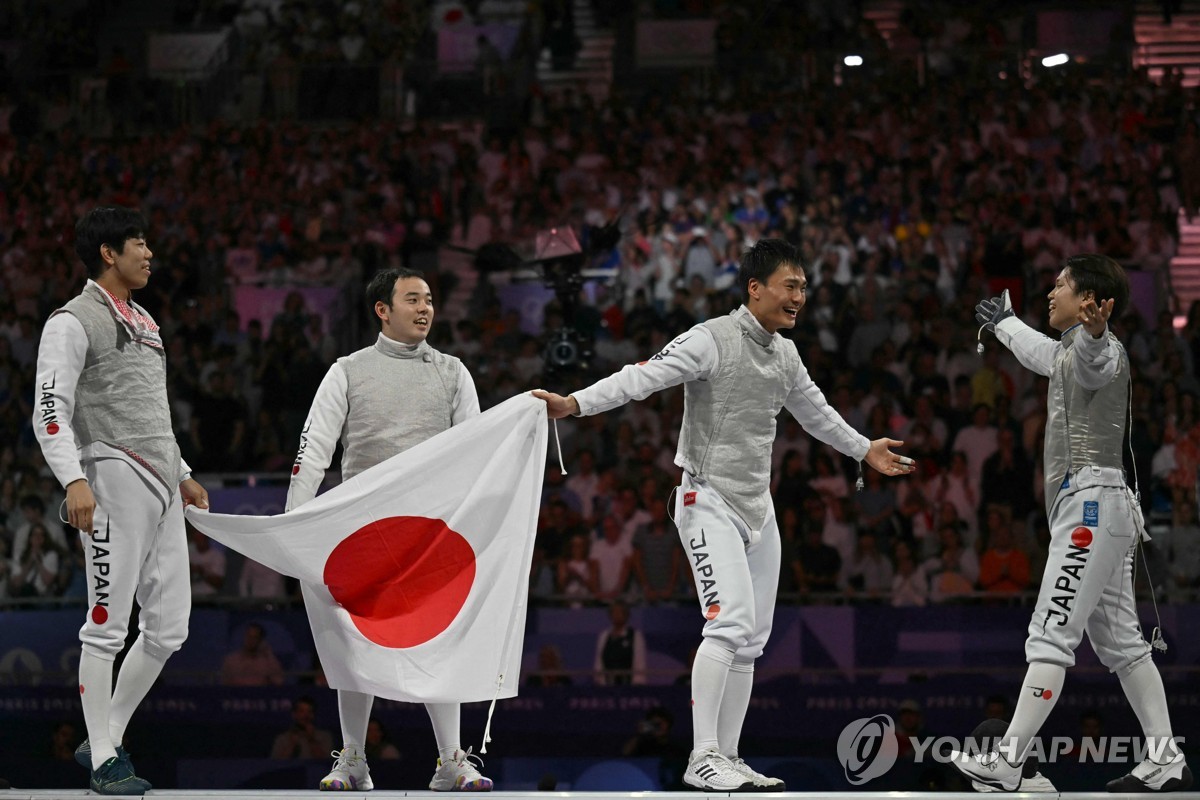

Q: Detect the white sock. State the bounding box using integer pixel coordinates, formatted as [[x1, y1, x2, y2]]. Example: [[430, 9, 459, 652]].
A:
[[426, 701, 461, 762], [1002, 662, 1065, 763], [1119, 660, 1179, 762], [691, 638, 735, 753], [80, 650, 118, 769], [338, 690, 374, 751], [717, 657, 754, 758], [108, 637, 169, 748]]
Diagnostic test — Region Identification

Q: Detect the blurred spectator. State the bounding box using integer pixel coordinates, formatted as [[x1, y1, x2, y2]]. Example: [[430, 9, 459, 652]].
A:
[[978, 506, 1031, 595], [221, 622, 285, 686], [590, 514, 633, 601], [365, 718, 401, 761], [842, 532, 894, 602], [189, 529, 227, 597], [50, 720, 78, 761], [594, 600, 646, 686], [238, 556, 287, 599], [526, 643, 572, 687], [558, 533, 598, 607], [926, 525, 980, 603], [980, 428, 1036, 523], [10, 523, 60, 598], [12, 495, 65, 563], [628, 498, 683, 603], [797, 517, 841, 596], [622, 705, 689, 783], [270, 696, 334, 759], [895, 699, 927, 760], [891, 540, 929, 607]]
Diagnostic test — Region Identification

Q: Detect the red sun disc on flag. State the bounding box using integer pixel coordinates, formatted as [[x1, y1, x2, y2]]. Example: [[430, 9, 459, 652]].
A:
[[324, 516, 476, 648]]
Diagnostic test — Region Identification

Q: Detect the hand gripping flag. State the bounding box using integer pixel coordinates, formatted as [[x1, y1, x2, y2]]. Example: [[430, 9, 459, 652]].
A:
[[185, 394, 547, 705]]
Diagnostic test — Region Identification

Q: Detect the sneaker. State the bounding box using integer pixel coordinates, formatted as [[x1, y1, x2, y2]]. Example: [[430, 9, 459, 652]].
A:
[[728, 756, 786, 792], [972, 770, 1056, 792], [90, 755, 152, 796], [429, 747, 493, 791], [949, 749, 1022, 792], [320, 746, 374, 791], [75, 738, 131, 769], [1107, 753, 1193, 792], [683, 749, 754, 792]]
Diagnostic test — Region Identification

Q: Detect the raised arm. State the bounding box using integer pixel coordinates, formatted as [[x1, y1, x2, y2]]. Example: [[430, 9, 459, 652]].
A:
[[978, 290, 1058, 377]]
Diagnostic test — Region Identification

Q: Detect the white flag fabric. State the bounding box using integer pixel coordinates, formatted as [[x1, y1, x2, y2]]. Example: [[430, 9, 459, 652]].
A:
[[185, 394, 547, 704]]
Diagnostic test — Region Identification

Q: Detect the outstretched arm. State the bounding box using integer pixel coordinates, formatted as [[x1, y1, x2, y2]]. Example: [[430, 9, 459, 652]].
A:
[[533, 327, 716, 418]]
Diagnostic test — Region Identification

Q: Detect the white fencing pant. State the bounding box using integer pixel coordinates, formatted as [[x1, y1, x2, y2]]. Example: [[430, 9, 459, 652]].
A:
[[674, 473, 780, 659], [79, 457, 190, 662], [1025, 466, 1151, 677]]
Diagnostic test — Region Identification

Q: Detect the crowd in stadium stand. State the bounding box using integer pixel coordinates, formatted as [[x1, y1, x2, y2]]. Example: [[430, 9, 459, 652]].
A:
[[2, 1, 1200, 610]]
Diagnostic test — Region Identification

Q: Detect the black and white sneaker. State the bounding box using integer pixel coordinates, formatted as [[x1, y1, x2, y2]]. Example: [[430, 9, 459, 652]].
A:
[[728, 756, 786, 792], [949, 749, 1022, 792], [683, 749, 754, 792], [1107, 753, 1193, 793]]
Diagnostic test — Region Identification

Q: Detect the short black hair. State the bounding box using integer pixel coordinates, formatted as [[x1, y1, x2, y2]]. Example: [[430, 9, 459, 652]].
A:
[[75, 207, 147, 278], [1062, 253, 1129, 320], [736, 238, 802, 302], [365, 268, 426, 329]]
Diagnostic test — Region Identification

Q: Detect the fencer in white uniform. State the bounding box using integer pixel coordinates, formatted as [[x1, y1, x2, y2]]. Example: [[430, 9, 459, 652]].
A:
[[285, 267, 492, 793], [534, 239, 914, 792], [34, 207, 209, 797], [953, 254, 1191, 793]]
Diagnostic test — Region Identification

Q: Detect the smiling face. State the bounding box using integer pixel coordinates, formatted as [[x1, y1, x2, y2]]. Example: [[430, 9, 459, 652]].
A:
[[98, 236, 153, 297], [377, 276, 433, 344], [747, 262, 807, 333], [1047, 267, 1091, 332]]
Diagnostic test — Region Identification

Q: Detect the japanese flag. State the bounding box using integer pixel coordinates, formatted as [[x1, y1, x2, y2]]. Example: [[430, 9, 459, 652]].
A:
[[185, 394, 547, 704]]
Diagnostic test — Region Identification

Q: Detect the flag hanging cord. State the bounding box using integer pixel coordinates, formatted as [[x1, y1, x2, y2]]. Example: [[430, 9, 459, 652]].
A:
[[552, 419, 568, 475], [481, 673, 504, 753]]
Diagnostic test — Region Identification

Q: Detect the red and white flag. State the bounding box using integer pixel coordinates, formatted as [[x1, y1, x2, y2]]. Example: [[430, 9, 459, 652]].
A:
[[185, 394, 547, 704]]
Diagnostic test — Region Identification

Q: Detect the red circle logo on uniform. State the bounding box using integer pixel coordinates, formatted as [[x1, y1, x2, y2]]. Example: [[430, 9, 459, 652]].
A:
[[91, 605, 108, 624], [324, 516, 475, 648], [1042, 689, 1054, 700], [79, 684, 85, 694], [292, 465, 300, 475], [705, 604, 720, 620], [46, 423, 59, 435], [1071, 527, 1093, 547]]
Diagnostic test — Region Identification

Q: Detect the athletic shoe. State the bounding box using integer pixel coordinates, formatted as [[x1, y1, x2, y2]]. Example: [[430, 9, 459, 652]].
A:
[[728, 756, 786, 791], [949, 749, 1022, 792], [1107, 753, 1193, 792], [74, 738, 131, 769], [683, 749, 754, 792], [429, 747, 493, 791], [90, 755, 152, 796], [972, 770, 1056, 792], [320, 745, 374, 791], [966, 718, 1052, 792]]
